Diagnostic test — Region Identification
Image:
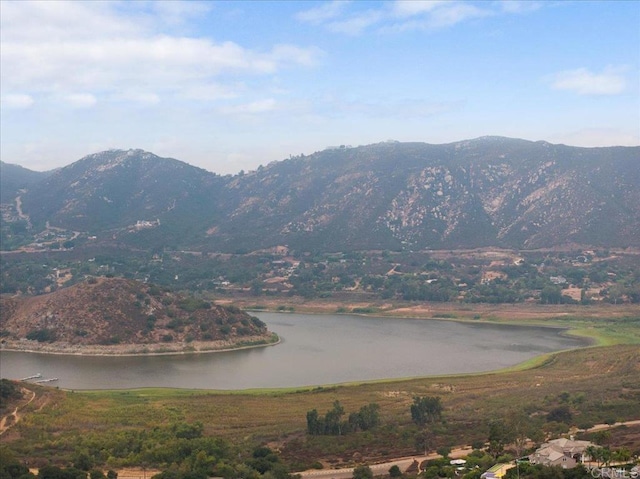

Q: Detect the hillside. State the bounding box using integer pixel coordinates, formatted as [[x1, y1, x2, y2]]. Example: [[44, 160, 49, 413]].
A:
[[0, 161, 52, 203], [0, 277, 274, 354], [6, 138, 640, 252], [18, 149, 225, 249], [215, 138, 640, 251]]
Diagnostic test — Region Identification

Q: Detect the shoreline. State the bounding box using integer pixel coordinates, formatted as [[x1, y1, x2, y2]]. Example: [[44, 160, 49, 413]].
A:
[[0, 333, 280, 357], [2, 301, 635, 362]]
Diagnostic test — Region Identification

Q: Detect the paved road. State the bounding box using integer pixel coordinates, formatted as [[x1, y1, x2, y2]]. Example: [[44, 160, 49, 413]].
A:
[[298, 447, 474, 479]]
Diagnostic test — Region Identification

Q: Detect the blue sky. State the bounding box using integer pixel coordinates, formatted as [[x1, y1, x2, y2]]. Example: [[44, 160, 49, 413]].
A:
[[1, 0, 638, 174]]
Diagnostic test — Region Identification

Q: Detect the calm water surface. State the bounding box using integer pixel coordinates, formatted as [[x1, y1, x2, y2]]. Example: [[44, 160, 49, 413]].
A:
[[0, 313, 585, 390]]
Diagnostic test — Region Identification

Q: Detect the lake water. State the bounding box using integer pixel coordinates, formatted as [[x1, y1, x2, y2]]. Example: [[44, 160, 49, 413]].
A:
[[0, 312, 585, 390]]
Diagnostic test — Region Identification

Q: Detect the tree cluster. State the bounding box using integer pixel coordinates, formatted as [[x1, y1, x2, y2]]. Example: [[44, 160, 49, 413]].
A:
[[306, 401, 380, 436], [410, 396, 443, 426]]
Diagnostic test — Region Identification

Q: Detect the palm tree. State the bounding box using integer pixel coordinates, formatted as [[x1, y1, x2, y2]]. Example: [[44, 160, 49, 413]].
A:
[[586, 445, 601, 466]]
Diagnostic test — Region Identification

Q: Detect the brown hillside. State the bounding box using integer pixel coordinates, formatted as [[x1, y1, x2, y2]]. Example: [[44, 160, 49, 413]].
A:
[[0, 277, 272, 353]]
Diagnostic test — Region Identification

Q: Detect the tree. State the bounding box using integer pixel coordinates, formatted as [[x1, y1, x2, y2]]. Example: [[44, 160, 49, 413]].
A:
[[540, 285, 564, 304], [389, 465, 402, 478], [306, 409, 323, 435], [611, 447, 631, 464], [503, 410, 541, 458], [325, 400, 345, 435], [174, 421, 204, 440], [592, 430, 611, 445], [487, 419, 514, 458], [0, 379, 21, 401], [306, 401, 349, 435], [250, 279, 263, 296], [73, 450, 94, 471], [546, 406, 572, 424], [0, 448, 33, 479], [353, 465, 373, 479], [349, 403, 380, 432], [437, 446, 451, 458], [586, 446, 604, 467], [415, 430, 433, 455], [411, 396, 442, 426]]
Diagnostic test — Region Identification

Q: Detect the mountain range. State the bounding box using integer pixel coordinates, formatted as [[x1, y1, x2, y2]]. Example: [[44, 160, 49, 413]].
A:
[[2, 137, 639, 252]]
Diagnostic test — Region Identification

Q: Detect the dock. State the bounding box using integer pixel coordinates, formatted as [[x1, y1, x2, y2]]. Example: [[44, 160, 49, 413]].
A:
[[34, 378, 58, 383]]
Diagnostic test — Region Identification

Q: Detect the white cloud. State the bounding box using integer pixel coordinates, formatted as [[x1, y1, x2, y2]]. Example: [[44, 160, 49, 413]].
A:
[[548, 67, 627, 95], [269, 44, 324, 68], [2, 93, 35, 109], [296, 1, 349, 24], [296, 2, 384, 36], [111, 92, 161, 105], [219, 98, 278, 115], [427, 3, 491, 28], [327, 10, 385, 35], [498, 1, 543, 14], [297, 0, 513, 34], [0, 2, 321, 105], [64, 93, 98, 108], [180, 84, 241, 102], [392, 1, 448, 17], [0, 1, 139, 42], [150, 0, 213, 27]]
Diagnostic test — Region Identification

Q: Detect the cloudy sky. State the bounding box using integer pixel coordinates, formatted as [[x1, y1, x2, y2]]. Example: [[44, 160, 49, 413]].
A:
[[1, 1, 638, 174]]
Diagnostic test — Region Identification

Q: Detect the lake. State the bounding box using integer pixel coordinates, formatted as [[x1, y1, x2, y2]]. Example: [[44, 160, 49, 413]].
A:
[[0, 312, 586, 390]]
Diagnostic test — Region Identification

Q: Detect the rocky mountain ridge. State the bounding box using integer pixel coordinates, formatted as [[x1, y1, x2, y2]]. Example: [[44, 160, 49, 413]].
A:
[[2, 137, 639, 252]]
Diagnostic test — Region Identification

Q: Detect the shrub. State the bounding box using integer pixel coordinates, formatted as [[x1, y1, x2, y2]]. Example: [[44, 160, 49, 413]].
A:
[[26, 328, 56, 342]]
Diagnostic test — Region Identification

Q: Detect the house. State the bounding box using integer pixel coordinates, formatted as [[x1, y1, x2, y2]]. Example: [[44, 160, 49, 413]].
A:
[[481, 463, 514, 479], [529, 437, 594, 468]]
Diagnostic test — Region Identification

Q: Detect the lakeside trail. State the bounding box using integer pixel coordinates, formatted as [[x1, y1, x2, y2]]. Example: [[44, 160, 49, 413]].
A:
[[298, 420, 640, 479], [0, 387, 36, 435]]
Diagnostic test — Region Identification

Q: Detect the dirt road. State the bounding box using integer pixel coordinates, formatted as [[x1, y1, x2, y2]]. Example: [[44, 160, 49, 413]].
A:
[[298, 447, 473, 479], [0, 387, 36, 435]]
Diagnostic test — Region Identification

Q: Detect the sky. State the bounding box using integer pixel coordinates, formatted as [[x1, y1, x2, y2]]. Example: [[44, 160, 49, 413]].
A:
[[1, 1, 639, 174]]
